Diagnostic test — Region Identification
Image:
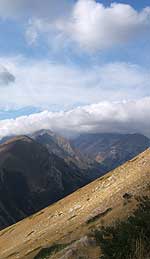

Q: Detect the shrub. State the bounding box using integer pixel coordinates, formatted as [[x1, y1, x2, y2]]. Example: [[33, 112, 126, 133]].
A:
[[94, 196, 150, 259]]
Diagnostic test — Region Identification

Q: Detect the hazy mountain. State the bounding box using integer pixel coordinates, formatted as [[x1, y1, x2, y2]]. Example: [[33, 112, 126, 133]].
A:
[[2, 131, 149, 173], [0, 149, 149, 259], [31, 130, 76, 159], [72, 133, 150, 170], [31, 130, 84, 167], [0, 136, 94, 230], [31, 129, 105, 178]]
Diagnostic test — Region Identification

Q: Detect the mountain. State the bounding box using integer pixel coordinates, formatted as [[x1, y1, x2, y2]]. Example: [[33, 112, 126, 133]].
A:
[[0, 135, 14, 145], [72, 133, 150, 170], [2, 131, 149, 173], [31, 129, 101, 170], [0, 136, 93, 230], [0, 149, 149, 259], [31, 129, 105, 179], [31, 130, 77, 160]]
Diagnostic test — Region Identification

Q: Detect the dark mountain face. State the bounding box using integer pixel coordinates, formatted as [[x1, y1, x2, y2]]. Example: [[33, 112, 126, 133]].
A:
[[31, 130, 78, 161], [72, 133, 150, 170], [31, 129, 105, 176], [0, 136, 93, 230]]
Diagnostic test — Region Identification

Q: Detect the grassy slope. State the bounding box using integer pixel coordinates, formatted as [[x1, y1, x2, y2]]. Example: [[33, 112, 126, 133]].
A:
[[0, 149, 150, 259]]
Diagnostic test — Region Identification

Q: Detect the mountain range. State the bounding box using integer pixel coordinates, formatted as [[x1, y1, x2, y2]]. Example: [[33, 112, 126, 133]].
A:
[[0, 148, 149, 259], [0, 130, 149, 231], [72, 133, 150, 170]]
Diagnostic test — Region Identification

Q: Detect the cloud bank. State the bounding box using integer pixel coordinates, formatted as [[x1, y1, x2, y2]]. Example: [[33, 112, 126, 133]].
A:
[[0, 57, 149, 110], [1, 98, 150, 139]]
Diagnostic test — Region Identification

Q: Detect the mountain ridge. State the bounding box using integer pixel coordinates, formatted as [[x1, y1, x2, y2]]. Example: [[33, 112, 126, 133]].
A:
[[72, 132, 150, 170], [0, 135, 95, 230], [0, 148, 149, 259]]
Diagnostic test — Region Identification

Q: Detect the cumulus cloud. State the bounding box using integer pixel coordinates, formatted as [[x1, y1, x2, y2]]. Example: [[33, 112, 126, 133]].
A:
[[58, 0, 150, 51], [1, 98, 150, 138], [0, 57, 149, 110], [0, 66, 15, 86], [24, 1, 150, 51]]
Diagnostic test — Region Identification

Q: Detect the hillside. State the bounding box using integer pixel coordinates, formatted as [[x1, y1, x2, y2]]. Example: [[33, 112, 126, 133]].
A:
[[0, 148, 149, 259], [72, 133, 150, 170], [0, 136, 93, 230]]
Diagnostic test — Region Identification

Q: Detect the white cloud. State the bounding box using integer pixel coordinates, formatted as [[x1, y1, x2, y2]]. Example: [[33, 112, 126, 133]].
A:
[[0, 1, 150, 139], [1, 98, 150, 138], [25, 1, 150, 51], [0, 57, 149, 110], [58, 0, 150, 51]]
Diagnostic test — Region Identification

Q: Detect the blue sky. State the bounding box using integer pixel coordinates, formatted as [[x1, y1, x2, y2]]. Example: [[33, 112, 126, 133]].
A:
[[101, 0, 150, 9], [0, 0, 150, 137]]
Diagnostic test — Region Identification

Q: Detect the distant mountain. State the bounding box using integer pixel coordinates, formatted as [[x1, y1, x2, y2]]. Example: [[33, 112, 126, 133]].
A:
[[31, 129, 105, 176], [0, 136, 94, 230], [72, 133, 150, 170], [31, 129, 81, 164]]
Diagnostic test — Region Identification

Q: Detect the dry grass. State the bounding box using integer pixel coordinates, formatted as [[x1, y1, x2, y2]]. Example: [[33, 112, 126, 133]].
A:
[[0, 149, 150, 259]]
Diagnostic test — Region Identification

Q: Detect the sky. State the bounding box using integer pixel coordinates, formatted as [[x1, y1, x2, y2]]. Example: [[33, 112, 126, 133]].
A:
[[0, 0, 150, 138]]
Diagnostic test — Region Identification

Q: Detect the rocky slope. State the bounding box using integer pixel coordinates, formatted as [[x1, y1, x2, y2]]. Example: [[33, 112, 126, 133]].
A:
[[72, 133, 150, 170], [0, 148, 149, 259], [31, 129, 106, 181], [0, 136, 94, 230], [31, 129, 102, 171], [31, 130, 77, 161]]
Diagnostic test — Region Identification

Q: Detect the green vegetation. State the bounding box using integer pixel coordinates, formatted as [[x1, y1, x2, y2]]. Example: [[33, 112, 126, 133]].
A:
[[94, 196, 150, 259], [34, 243, 70, 259]]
